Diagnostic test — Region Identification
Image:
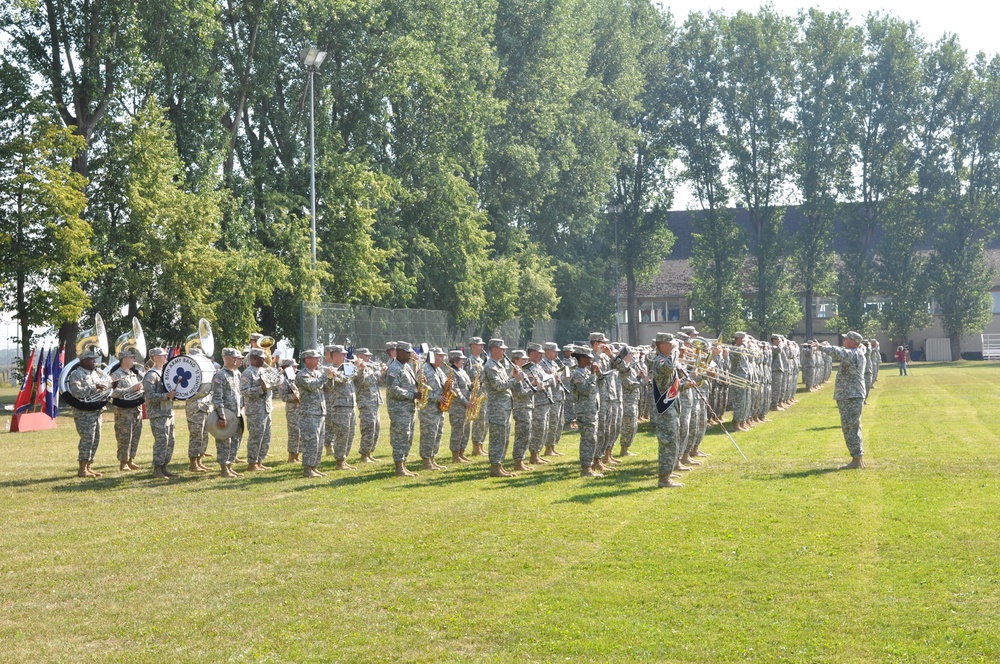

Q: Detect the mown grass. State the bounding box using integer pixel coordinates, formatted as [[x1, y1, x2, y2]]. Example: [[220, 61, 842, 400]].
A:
[[1, 362, 999, 662]]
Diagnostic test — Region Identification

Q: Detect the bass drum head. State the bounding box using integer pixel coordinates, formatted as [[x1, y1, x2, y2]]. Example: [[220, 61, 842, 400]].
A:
[[163, 354, 216, 400]]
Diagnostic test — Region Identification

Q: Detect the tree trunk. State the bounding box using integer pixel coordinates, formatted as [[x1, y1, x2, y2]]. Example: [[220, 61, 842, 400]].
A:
[[60, 322, 79, 362], [803, 286, 814, 341], [950, 333, 961, 361], [626, 268, 638, 346]]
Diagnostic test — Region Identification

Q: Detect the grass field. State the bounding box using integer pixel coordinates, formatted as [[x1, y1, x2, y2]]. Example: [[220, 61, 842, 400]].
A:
[[2, 362, 1000, 662]]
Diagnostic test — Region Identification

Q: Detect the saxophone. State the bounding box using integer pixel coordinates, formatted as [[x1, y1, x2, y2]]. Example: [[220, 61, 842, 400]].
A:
[[467, 369, 485, 420], [415, 354, 430, 410], [440, 367, 455, 412]]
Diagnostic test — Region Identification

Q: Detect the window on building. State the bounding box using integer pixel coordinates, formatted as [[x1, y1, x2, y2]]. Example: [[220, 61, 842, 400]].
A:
[[993, 292, 1000, 314], [667, 301, 681, 322], [928, 300, 944, 315], [637, 301, 668, 323], [814, 297, 838, 319], [864, 297, 887, 314]]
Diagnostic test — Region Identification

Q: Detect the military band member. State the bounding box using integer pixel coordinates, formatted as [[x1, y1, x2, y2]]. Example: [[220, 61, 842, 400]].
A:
[[510, 349, 537, 472], [466, 336, 488, 456], [419, 347, 448, 471], [570, 345, 603, 478], [295, 349, 332, 477], [525, 342, 552, 467], [812, 331, 868, 469], [651, 332, 694, 488], [241, 348, 275, 471], [184, 348, 213, 472], [212, 348, 244, 478], [618, 347, 642, 457], [323, 344, 358, 470], [560, 344, 578, 431], [483, 338, 523, 477], [144, 347, 178, 478], [353, 348, 382, 463], [279, 358, 302, 463], [68, 348, 112, 478], [541, 342, 567, 457], [110, 349, 144, 471], [447, 350, 474, 463], [386, 341, 421, 477], [589, 332, 611, 469]]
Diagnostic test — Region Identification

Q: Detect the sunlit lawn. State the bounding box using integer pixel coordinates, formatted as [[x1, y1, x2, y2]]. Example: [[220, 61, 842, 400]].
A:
[[1, 362, 999, 662]]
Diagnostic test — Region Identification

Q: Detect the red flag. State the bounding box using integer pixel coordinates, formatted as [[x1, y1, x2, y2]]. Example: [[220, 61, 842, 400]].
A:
[[13, 348, 36, 414], [33, 348, 50, 411]]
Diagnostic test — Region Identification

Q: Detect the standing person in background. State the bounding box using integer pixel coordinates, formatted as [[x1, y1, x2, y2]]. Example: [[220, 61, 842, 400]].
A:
[[67, 349, 111, 478], [811, 331, 868, 469], [541, 342, 566, 458], [447, 350, 474, 464], [526, 342, 552, 468], [895, 346, 908, 376], [386, 342, 422, 478], [466, 337, 488, 457], [212, 348, 244, 478], [241, 348, 275, 472], [418, 347, 448, 471], [509, 348, 537, 472], [323, 344, 358, 470], [279, 357, 302, 463], [354, 348, 382, 464], [570, 345, 602, 478], [143, 347, 178, 479], [483, 338, 522, 478], [185, 347, 213, 472], [561, 344, 578, 431], [295, 349, 331, 477]]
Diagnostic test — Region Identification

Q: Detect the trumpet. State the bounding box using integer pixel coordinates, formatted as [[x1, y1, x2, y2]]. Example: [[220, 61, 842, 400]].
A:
[[675, 356, 762, 391]]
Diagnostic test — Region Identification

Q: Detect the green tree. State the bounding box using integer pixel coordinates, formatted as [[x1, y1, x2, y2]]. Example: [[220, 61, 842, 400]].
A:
[[790, 9, 860, 340], [718, 7, 799, 337]]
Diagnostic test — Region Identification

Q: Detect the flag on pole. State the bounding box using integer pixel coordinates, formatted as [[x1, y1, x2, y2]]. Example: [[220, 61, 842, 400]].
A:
[[33, 348, 50, 412], [44, 348, 57, 419], [13, 347, 37, 414], [48, 345, 65, 419]]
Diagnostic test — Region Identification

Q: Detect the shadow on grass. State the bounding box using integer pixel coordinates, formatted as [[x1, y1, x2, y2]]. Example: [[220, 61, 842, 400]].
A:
[[756, 467, 841, 480], [553, 485, 661, 504], [0, 475, 73, 490], [807, 425, 841, 431]]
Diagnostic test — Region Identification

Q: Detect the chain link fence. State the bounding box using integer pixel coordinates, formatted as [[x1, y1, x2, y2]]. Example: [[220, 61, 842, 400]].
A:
[[301, 302, 594, 359]]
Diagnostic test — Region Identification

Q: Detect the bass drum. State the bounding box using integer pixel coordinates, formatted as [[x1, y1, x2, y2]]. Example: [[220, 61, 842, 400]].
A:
[[162, 354, 216, 401]]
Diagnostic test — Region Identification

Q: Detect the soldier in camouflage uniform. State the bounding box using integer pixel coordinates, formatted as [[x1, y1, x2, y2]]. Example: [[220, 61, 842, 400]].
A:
[[144, 347, 178, 478], [212, 348, 244, 478], [386, 341, 421, 477], [601, 342, 624, 466], [279, 357, 302, 463], [570, 345, 603, 477], [561, 344, 578, 430], [466, 337, 488, 456], [68, 348, 112, 478], [110, 349, 144, 471], [353, 348, 382, 463], [863, 340, 876, 404], [814, 331, 868, 469], [447, 349, 474, 463], [296, 349, 331, 477], [483, 338, 522, 477], [509, 349, 537, 472], [525, 342, 552, 468], [184, 349, 213, 472], [651, 332, 693, 488], [323, 344, 358, 470], [589, 333, 613, 471], [618, 347, 642, 457], [541, 342, 567, 457], [419, 347, 449, 470], [241, 348, 275, 471]]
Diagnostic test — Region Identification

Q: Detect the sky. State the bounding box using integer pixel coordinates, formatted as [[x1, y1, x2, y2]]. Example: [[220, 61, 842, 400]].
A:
[[659, 0, 1000, 57]]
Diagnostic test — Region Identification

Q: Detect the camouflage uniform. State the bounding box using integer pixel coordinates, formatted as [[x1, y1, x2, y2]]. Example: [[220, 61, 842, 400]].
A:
[[278, 373, 301, 456], [448, 364, 474, 454], [619, 360, 642, 450], [110, 365, 143, 463], [466, 353, 488, 446], [185, 393, 212, 459], [295, 364, 328, 467], [143, 367, 176, 468], [354, 363, 382, 457], [864, 346, 876, 398], [651, 351, 682, 476], [418, 362, 447, 460], [324, 363, 357, 460], [563, 352, 578, 426], [571, 365, 600, 467], [67, 365, 107, 463], [240, 365, 274, 464], [510, 364, 535, 462], [595, 352, 611, 453], [211, 365, 243, 467], [483, 357, 517, 465], [605, 355, 624, 454], [770, 341, 786, 410], [386, 358, 418, 462], [820, 343, 867, 457], [541, 354, 566, 450]]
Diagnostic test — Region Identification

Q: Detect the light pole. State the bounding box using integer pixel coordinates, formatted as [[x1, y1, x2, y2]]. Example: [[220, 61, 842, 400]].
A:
[[609, 204, 624, 342], [301, 47, 327, 350]]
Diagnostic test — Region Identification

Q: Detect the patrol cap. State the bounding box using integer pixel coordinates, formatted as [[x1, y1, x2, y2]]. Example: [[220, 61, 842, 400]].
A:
[[249, 333, 264, 342], [844, 331, 864, 343], [511, 349, 528, 360], [680, 326, 699, 336], [543, 342, 559, 352], [300, 349, 322, 359], [222, 347, 243, 358], [526, 342, 543, 353], [675, 331, 690, 341], [279, 358, 298, 367], [589, 332, 608, 343], [562, 344, 575, 352], [385, 341, 397, 350], [148, 347, 167, 357], [449, 349, 466, 360], [356, 347, 372, 356], [396, 341, 414, 353], [430, 347, 444, 355], [325, 344, 346, 354], [770, 333, 782, 340], [488, 338, 508, 350], [468, 336, 485, 346], [572, 345, 594, 359], [734, 331, 747, 339], [118, 348, 140, 359], [248, 348, 266, 358], [655, 332, 675, 344]]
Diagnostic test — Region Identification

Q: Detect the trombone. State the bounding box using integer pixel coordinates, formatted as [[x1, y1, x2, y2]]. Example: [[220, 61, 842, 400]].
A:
[[675, 356, 762, 391]]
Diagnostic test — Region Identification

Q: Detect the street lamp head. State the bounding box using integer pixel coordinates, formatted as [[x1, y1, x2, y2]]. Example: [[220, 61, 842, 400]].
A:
[[300, 47, 327, 68]]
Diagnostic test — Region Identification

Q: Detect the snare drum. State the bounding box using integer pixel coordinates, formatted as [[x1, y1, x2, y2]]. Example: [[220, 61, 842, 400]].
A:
[[163, 354, 216, 400]]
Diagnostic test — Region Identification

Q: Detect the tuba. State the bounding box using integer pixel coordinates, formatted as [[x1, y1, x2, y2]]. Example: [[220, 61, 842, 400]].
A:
[[59, 313, 114, 410], [256, 335, 282, 387], [108, 317, 147, 407], [184, 318, 215, 357]]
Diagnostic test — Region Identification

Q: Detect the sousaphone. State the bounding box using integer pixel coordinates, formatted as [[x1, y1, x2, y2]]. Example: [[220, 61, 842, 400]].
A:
[[59, 313, 113, 411]]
